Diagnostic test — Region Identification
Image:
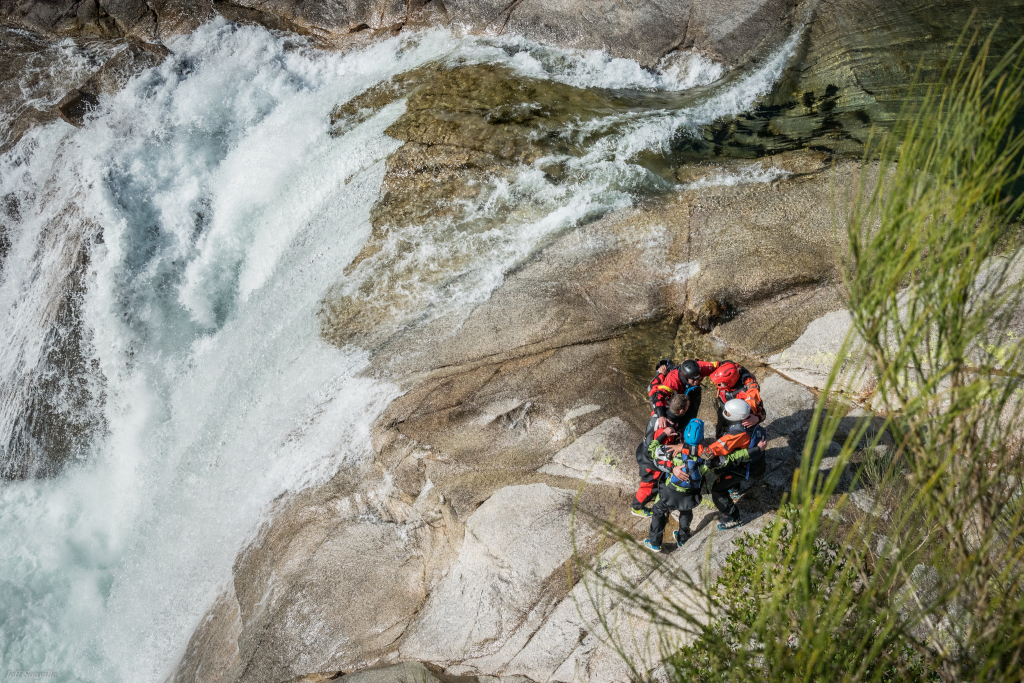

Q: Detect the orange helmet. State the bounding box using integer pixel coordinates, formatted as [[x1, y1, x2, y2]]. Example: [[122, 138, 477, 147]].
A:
[[709, 362, 740, 390]]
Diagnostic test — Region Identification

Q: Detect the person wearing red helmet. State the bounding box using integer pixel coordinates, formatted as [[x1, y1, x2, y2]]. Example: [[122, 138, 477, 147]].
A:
[[708, 360, 765, 438]]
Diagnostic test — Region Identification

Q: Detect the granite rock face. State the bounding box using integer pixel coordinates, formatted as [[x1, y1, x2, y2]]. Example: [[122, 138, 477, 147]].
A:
[[399, 483, 592, 664], [172, 145, 874, 681], [169, 467, 464, 683], [8, 0, 1017, 97], [0, 0, 159, 40]]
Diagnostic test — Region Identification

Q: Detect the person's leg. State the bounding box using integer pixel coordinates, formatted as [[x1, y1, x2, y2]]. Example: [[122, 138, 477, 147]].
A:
[[712, 472, 741, 526], [711, 488, 739, 520], [732, 459, 767, 499], [633, 467, 660, 512], [748, 458, 767, 480], [675, 508, 694, 544], [648, 498, 671, 547]]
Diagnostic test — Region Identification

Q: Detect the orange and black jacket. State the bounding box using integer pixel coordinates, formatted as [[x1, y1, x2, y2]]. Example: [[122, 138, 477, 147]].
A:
[[716, 362, 766, 422], [706, 423, 765, 466], [647, 360, 718, 419]]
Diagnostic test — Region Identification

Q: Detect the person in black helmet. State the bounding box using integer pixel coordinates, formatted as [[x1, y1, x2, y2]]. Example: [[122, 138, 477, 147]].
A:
[[649, 358, 704, 430]]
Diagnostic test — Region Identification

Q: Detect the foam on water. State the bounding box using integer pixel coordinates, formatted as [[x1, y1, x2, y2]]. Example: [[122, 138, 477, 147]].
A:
[[680, 164, 793, 190], [0, 28, 122, 148], [0, 21, 800, 683]]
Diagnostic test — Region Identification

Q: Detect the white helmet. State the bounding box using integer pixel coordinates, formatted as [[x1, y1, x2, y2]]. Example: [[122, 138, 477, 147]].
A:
[[722, 398, 751, 422]]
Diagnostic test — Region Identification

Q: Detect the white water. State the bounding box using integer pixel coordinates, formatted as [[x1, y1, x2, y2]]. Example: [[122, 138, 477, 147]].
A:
[[0, 21, 799, 682]]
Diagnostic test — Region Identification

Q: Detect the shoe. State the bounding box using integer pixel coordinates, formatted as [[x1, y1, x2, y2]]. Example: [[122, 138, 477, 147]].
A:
[[644, 539, 662, 552], [717, 515, 743, 530], [674, 529, 691, 546], [729, 488, 741, 501], [631, 506, 653, 518]]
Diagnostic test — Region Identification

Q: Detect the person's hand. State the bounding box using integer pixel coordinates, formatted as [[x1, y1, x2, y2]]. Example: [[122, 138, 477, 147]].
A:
[[758, 439, 767, 449], [742, 414, 761, 428], [656, 363, 668, 375], [672, 466, 689, 481], [656, 416, 669, 431], [666, 444, 685, 456]]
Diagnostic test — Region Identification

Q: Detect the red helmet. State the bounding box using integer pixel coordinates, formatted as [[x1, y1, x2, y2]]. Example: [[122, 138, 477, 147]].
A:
[[710, 362, 740, 390]]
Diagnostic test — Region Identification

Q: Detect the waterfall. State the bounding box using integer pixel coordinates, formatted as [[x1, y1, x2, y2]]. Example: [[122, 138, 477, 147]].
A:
[[0, 20, 799, 682]]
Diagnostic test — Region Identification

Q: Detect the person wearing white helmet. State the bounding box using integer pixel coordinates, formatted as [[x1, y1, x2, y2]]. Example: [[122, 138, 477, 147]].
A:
[[704, 398, 768, 529]]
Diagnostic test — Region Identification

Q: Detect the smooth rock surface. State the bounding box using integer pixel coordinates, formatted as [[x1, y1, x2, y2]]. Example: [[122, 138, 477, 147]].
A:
[[539, 417, 638, 490], [170, 471, 463, 683], [760, 372, 816, 438], [399, 483, 590, 663], [766, 308, 862, 392]]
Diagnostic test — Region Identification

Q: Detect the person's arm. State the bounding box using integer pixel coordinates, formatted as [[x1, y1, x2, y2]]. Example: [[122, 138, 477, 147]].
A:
[[738, 371, 766, 427], [721, 435, 768, 465], [649, 442, 676, 475], [695, 360, 719, 377], [648, 368, 684, 428]]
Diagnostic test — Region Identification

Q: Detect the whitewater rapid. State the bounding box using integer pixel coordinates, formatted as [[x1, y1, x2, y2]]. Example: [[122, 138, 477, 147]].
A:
[[0, 21, 799, 682]]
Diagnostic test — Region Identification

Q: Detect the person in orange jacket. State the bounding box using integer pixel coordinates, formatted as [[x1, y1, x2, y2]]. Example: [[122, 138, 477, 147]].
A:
[[704, 398, 768, 529], [649, 358, 765, 438]]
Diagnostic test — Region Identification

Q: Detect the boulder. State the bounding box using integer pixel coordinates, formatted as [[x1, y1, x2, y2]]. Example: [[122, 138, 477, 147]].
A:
[[497, 502, 773, 682], [760, 372, 816, 438], [765, 308, 861, 393], [710, 284, 846, 357], [441, 0, 797, 68], [0, 0, 158, 39]]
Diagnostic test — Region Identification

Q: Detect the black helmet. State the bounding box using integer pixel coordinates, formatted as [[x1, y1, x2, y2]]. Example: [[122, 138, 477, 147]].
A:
[[679, 359, 701, 382]]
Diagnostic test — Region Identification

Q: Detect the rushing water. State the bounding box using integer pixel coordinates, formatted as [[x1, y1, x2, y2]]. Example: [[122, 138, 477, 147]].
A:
[[0, 20, 799, 682]]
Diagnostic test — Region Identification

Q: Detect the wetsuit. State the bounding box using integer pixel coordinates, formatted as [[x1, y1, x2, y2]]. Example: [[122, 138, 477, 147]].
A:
[[648, 360, 765, 438], [705, 424, 767, 521], [632, 409, 686, 510], [647, 362, 715, 423], [711, 363, 766, 438]]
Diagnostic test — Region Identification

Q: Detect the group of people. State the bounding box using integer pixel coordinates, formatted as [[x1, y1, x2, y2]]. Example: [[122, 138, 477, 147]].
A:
[[630, 358, 768, 552]]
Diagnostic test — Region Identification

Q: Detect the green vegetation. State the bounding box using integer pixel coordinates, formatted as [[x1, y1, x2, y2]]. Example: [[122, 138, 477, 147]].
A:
[[582, 27, 1024, 682]]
